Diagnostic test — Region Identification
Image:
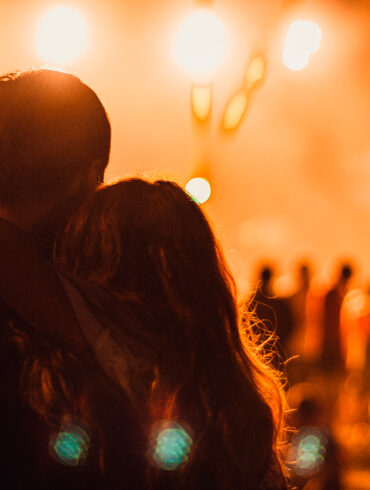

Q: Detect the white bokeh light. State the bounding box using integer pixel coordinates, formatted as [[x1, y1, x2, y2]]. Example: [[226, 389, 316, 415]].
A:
[[173, 9, 228, 81], [36, 6, 88, 65], [185, 177, 211, 204], [283, 21, 322, 71]]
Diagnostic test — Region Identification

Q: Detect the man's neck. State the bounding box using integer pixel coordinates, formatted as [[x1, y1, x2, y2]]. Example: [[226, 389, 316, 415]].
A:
[[0, 195, 78, 258], [0, 202, 52, 231], [29, 194, 87, 259]]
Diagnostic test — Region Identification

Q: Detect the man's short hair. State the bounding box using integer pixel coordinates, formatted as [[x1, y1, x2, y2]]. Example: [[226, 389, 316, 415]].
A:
[[0, 69, 111, 205]]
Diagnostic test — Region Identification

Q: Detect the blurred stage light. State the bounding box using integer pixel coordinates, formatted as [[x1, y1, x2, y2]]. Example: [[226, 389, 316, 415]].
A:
[[222, 53, 266, 131], [223, 90, 248, 131], [185, 177, 211, 204], [283, 21, 321, 71], [173, 9, 228, 81], [344, 289, 367, 318], [245, 54, 266, 88], [36, 7, 88, 65], [191, 86, 212, 121]]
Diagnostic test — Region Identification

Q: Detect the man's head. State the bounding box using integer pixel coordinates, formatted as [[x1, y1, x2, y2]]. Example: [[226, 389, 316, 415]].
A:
[[0, 69, 111, 209]]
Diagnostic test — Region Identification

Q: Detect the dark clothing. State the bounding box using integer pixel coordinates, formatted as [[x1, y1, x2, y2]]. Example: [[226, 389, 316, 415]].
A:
[[0, 308, 36, 488], [0, 218, 148, 489], [0, 311, 102, 489], [321, 287, 345, 372]]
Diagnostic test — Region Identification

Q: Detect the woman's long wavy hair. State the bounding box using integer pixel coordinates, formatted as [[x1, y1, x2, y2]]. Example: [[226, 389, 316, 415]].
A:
[[54, 178, 287, 489]]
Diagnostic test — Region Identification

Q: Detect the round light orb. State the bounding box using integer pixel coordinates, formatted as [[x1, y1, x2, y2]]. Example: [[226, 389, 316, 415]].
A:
[[153, 423, 193, 471], [173, 9, 228, 81], [287, 427, 328, 478], [185, 177, 211, 204], [344, 289, 367, 318], [36, 7, 88, 65], [49, 418, 90, 466], [283, 21, 322, 71]]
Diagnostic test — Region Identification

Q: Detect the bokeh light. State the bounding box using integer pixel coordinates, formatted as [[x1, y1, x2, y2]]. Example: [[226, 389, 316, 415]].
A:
[[223, 54, 266, 131], [283, 21, 322, 71], [287, 427, 327, 477], [149, 421, 193, 471], [49, 417, 90, 466], [173, 9, 228, 81], [343, 288, 367, 318], [245, 54, 266, 87], [185, 177, 211, 204], [191, 85, 212, 121], [36, 6, 88, 65], [223, 90, 248, 131]]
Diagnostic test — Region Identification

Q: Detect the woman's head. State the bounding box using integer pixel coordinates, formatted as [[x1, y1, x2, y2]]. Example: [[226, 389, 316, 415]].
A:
[[57, 179, 234, 322]]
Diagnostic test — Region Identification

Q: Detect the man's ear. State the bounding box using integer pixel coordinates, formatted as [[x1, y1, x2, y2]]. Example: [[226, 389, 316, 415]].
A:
[[87, 159, 105, 189], [69, 159, 104, 198]]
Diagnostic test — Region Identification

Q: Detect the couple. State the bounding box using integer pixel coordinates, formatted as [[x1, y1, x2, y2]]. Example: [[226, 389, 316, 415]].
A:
[[0, 69, 287, 489]]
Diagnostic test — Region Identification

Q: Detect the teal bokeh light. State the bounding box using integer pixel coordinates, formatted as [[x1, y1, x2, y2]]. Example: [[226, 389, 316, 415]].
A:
[[297, 434, 325, 470], [288, 426, 328, 477], [150, 421, 193, 471], [49, 417, 90, 466]]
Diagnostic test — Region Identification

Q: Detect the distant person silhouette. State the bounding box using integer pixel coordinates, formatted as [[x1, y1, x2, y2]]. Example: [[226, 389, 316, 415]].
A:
[[321, 263, 353, 372], [249, 265, 294, 367], [288, 262, 312, 357]]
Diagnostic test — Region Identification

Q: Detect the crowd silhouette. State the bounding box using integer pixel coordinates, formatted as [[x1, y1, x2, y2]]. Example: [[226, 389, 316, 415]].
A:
[[244, 258, 370, 489]]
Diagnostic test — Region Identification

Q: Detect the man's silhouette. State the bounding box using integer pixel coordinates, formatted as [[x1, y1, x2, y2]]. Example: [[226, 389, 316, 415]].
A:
[[0, 69, 111, 487]]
